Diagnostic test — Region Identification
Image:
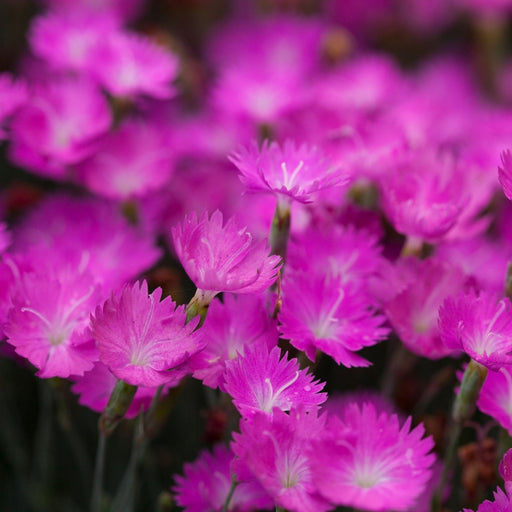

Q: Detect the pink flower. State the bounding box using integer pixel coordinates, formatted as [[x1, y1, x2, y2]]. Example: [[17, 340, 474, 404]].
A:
[[171, 211, 280, 299], [90, 31, 179, 99], [499, 150, 512, 202], [279, 272, 388, 366], [310, 55, 405, 115], [310, 402, 435, 511], [76, 118, 174, 200], [436, 237, 510, 295], [231, 407, 332, 512], [92, 281, 204, 387], [5, 267, 100, 378], [172, 443, 272, 512], [212, 68, 302, 124], [439, 290, 512, 370], [287, 224, 384, 298], [29, 11, 118, 74], [230, 139, 347, 205], [384, 257, 468, 359], [71, 361, 174, 418], [207, 16, 324, 81], [12, 194, 161, 290], [379, 148, 467, 243], [9, 77, 111, 178], [190, 293, 278, 389], [476, 366, 512, 435], [222, 344, 326, 416], [462, 487, 512, 512]]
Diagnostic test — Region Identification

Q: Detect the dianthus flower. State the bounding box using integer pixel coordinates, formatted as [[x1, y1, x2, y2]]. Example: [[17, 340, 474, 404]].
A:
[[310, 55, 405, 115], [171, 211, 280, 305], [436, 237, 510, 295], [385, 257, 468, 359], [172, 443, 272, 512], [76, 118, 174, 200], [212, 67, 301, 124], [190, 293, 278, 389], [379, 148, 468, 243], [9, 77, 111, 178], [92, 281, 204, 387], [310, 402, 435, 511], [462, 488, 512, 512], [439, 290, 512, 370], [230, 139, 347, 206], [206, 16, 324, 82], [29, 11, 117, 75], [473, 366, 512, 434], [5, 267, 100, 378], [222, 344, 326, 416], [12, 194, 161, 290], [89, 31, 179, 99], [279, 272, 388, 366], [231, 407, 332, 512], [287, 224, 384, 298]]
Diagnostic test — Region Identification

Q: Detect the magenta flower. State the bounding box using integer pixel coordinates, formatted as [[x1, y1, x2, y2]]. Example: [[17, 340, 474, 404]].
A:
[[279, 272, 388, 366], [462, 488, 512, 512], [499, 150, 512, 202], [71, 361, 176, 419], [213, 67, 301, 124], [90, 31, 179, 99], [171, 211, 280, 300], [29, 11, 117, 75], [379, 148, 467, 243], [287, 224, 384, 298], [92, 281, 204, 387], [5, 268, 100, 378], [230, 139, 347, 205], [190, 293, 278, 389], [12, 194, 161, 290], [439, 290, 512, 370], [310, 402, 435, 511], [384, 257, 468, 359], [474, 366, 512, 434], [207, 16, 324, 82], [9, 77, 111, 178], [172, 443, 272, 512], [222, 344, 326, 416], [231, 407, 332, 512], [76, 118, 174, 200]]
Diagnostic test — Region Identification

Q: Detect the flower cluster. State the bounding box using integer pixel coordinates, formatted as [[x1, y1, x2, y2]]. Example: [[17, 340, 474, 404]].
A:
[[4, 1, 512, 511]]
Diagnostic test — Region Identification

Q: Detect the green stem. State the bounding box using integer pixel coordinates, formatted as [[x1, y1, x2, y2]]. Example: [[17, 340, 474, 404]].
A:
[[432, 359, 488, 511], [269, 201, 291, 265], [221, 477, 238, 512], [90, 431, 107, 512], [99, 380, 138, 436]]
